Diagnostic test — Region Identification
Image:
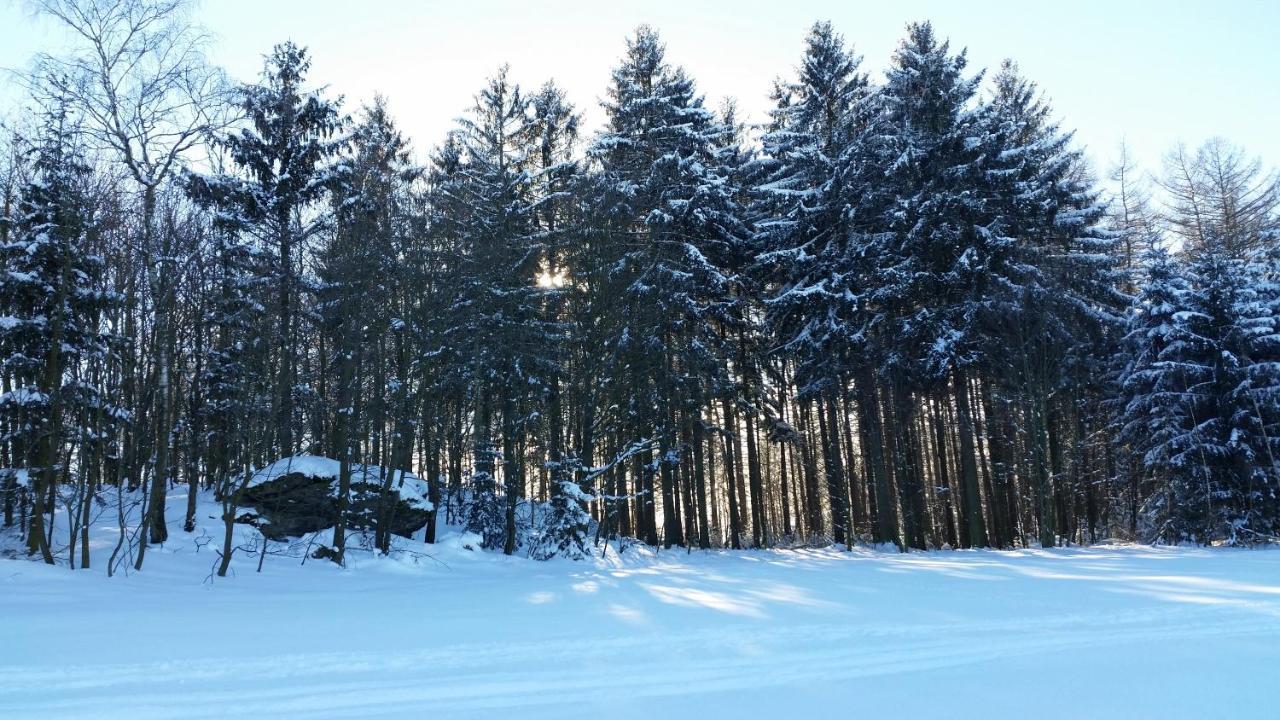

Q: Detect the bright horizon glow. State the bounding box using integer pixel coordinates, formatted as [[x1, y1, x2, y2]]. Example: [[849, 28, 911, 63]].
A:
[[1, 0, 1277, 190]]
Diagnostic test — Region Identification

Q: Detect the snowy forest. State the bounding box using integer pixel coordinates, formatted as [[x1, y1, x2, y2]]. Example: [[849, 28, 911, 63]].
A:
[[3, 0, 1280, 578]]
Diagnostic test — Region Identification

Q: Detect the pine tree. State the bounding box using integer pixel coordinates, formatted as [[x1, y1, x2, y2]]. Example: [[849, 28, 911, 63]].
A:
[[1115, 245, 1193, 539], [1160, 248, 1280, 543], [585, 26, 744, 548], [418, 130, 469, 532], [196, 223, 272, 577], [0, 97, 116, 563], [187, 41, 345, 459], [843, 22, 993, 549], [319, 96, 419, 561], [979, 58, 1126, 547], [754, 21, 868, 546], [718, 100, 772, 548], [526, 80, 592, 560], [443, 68, 553, 553]]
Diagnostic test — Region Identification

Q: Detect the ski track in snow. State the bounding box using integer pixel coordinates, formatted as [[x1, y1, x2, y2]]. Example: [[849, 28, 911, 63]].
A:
[[3, 498, 1280, 719], [3, 607, 1277, 719]]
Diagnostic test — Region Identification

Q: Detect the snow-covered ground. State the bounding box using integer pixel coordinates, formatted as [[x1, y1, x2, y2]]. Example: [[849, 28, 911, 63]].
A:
[[2, 490, 1279, 719]]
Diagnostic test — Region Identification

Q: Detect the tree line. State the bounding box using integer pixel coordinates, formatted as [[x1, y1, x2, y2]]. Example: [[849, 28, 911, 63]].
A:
[[2, 0, 1278, 572]]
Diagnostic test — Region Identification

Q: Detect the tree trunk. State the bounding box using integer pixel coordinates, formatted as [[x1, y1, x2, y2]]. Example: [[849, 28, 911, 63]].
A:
[[818, 393, 850, 546], [953, 371, 988, 548], [857, 370, 896, 547]]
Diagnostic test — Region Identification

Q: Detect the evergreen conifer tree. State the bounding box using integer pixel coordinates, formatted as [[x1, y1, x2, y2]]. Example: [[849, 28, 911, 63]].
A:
[[585, 26, 744, 547], [0, 97, 116, 563]]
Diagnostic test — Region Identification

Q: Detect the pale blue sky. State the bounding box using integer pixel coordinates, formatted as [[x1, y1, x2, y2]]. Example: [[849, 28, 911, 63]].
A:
[[2, 0, 1277, 182]]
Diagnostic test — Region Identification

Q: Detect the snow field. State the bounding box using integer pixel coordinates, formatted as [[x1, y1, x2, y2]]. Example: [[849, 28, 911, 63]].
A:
[[2, 490, 1278, 719]]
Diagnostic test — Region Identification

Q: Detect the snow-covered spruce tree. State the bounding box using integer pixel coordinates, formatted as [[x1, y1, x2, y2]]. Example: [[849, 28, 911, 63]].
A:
[[714, 99, 768, 549], [433, 141, 500, 551], [827, 28, 1123, 550], [1157, 247, 1280, 544], [187, 41, 345, 462], [0, 98, 116, 563], [755, 20, 869, 547], [525, 81, 592, 560], [0, 126, 20, 530], [976, 59, 1126, 547], [1106, 141, 1167, 532], [443, 68, 554, 554], [318, 97, 420, 561], [583, 26, 745, 548], [194, 223, 273, 578], [1114, 245, 1194, 540], [418, 130, 470, 531], [839, 22, 996, 549], [756, 20, 867, 388]]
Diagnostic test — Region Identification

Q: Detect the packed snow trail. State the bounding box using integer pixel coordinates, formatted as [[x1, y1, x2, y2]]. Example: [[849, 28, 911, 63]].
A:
[[2, 498, 1279, 718]]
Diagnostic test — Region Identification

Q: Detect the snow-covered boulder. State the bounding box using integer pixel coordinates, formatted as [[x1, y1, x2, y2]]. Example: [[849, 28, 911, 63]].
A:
[[236, 455, 433, 540], [0, 468, 31, 487], [0, 468, 31, 510]]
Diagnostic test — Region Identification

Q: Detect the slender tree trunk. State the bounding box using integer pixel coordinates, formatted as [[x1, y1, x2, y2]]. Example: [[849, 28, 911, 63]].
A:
[[745, 410, 766, 547], [839, 389, 864, 538], [953, 371, 988, 548], [144, 186, 172, 546], [502, 388, 519, 556], [930, 397, 959, 548], [857, 370, 896, 546], [719, 396, 743, 549], [1028, 392, 1056, 548], [332, 327, 358, 564], [691, 411, 711, 549], [798, 399, 823, 540], [818, 393, 850, 546]]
